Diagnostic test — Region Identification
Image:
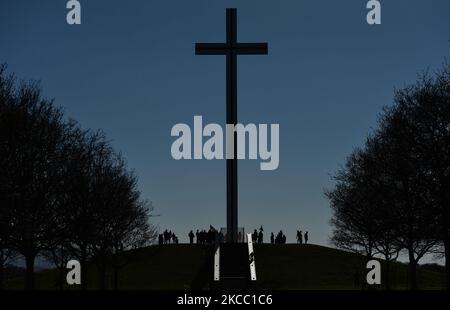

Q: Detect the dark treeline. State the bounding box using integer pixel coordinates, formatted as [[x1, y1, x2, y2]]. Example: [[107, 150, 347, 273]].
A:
[[0, 65, 156, 290], [326, 62, 450, 290]]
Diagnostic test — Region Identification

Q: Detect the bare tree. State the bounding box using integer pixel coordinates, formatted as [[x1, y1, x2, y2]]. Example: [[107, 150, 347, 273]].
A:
[[1, 65, 156, 290], [88, 155, 155, 290], [378, 65, 449, 289], [327, 63, 449, 290], [327, 147, 380, 260], [0, 66, 68, 289], [0, 64, 16, 290]]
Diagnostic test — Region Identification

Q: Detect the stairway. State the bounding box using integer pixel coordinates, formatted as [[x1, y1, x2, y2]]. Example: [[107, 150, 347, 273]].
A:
[[217, 243, 252, 289]]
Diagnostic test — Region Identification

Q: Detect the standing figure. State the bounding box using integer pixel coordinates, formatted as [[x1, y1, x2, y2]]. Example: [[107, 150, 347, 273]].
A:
[[163, 230, 168, 244], [252, 229, 258, 243], [188, 230, 195, 244], [304, 231, 309, 244], [258, 230, 263, 244], [276, 230, 283, 244], [270, 232, 274, 244]]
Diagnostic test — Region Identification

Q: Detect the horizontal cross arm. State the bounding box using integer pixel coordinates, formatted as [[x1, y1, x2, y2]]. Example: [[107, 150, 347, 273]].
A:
[[195, 43, 229, 55], [235, 43, 268, 55]]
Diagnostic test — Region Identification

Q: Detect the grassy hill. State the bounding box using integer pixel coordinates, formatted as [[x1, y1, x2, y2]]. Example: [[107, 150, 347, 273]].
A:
[[6, 244, 446, 290]]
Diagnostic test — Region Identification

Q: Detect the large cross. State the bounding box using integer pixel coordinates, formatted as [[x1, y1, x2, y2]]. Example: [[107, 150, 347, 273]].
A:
[[195, 8, 268, 243]]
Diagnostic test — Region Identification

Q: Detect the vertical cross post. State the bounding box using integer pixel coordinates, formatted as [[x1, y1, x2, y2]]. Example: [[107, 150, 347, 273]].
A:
[[226, 8, 238, 244], [195, 8, 268, 243]]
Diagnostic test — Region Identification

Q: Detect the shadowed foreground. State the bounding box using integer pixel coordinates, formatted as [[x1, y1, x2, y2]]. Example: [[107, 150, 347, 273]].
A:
[[6, 244, 445, 290]]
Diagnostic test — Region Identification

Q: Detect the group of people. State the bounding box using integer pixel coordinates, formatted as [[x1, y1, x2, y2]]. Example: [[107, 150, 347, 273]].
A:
[[270, 230, 287, 244], [158, 229, 179, 245], [296, 230, 309, 244], [257, 229, 310, 245], [252, 227, 310, 245], [160, 227, 310, 245], [188, 226, 223, 244], [251, 227, 264, 244]]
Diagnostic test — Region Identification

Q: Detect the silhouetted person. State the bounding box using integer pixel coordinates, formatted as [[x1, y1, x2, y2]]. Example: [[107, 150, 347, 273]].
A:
[[258, 230, 263, 244], [275, 231, 282, 244], [297, 230, 303, 244], [199, 230, 203, 244], [304, 231, 308, 244], [207, 225, 214, 244], [167, 230, 173, 244], [276, 230, 284, 244], [163, 230, 168, 244], [252, 229, 258, 243], [201, 230, 207, 244], [270, 232, 274, 244], [196, 229, 200, 244], [188, 230, 195, 244], [213, 228, 219, 244], [158, 234, 163, 245]]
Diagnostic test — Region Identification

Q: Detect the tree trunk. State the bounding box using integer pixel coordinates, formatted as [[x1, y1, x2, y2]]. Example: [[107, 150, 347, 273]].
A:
[[57, 267, 65, 290], [80, 246, 87, 290], [97, 265, 106, 290], [444, 236, 450, 290], [385, 256, 391, 290], [112, 251, 120, 290], [440, 185, 449, 290], [408, 249, 418, 290], [96, 252, 107, 290], [55, 247, 65, 290], [25, 254, 35, 290], [113, 266, 119, 290], [0, 251, 4, 290], [0, 266, 4, 290]]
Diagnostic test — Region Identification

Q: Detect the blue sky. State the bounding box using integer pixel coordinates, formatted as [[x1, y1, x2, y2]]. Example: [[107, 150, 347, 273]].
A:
[[1, 0, 449, 246]]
